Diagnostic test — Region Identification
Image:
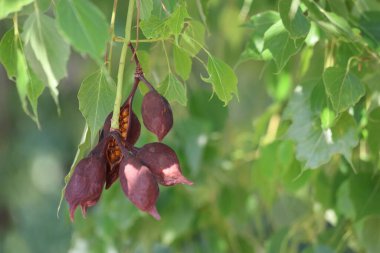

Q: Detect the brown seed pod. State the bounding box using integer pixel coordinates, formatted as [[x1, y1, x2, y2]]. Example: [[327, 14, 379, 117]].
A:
[[136, 142, 193, 186], [102, 102, 141, 189], [141, 90, 173, 141], [64, 141, 107, 221], [119, 156, 161, 220]]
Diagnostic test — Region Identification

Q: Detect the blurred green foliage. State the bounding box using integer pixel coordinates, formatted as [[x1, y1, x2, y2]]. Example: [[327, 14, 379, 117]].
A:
[[1, 0, 380, 253]]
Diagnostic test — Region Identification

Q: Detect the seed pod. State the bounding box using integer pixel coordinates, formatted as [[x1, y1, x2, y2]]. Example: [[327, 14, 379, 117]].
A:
[[101, 108, 141, 145], [127, 112, 141, 146], [64, 154, 106, 221], [102, 104, 141, 189], [141, 90, 173, 141], [137, 142, 193, 186], [119, 156, 161, 220]]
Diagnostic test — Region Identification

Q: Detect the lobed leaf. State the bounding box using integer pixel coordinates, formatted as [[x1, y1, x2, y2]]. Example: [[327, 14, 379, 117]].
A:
[[285, 80, 359, 169], [202, 56, 238, 105]]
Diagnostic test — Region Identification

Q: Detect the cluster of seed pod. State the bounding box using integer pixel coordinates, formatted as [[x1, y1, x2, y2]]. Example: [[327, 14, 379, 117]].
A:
[[64, 44, 193, 221]]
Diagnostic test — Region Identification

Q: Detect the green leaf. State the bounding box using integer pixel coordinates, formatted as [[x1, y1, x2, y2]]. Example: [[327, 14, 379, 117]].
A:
[[359, 11, 380, 45], [0, 29, 45, 120], [58, 125, 91, 216], [244, 11, 280, 36], [16, 49, 31, 117], [367, 108, 380, 159], [285, 80, 359, 169], [173, 45, 192, 80], [140, 15, 169, 39], [139, 0, 153, 20], [158, 73, 187, 106], [356, 215, 380, 253], [16, 50, 45, 126], [271, 195, 310, 228], [180, 20, 205, 56], [336, 180, 355, 219], [266, 228, 289, 253], [166, 4, 189, 36], [175, 118, 210, 176], [27, 72, 45, 121], [0, 0, 33, 19], [22, 13, 70, 106], [323, 66, 365, 113], [350, 174, 380, 220], [279, 0, 310, 38], [0, 29, 18, 78], [323, 12, 357, 41], [239, 11, 280, 63], [264, 20, 304, 71], [78, 68, 116, 144], [56, 0, 109, 61], [202, 55, 238, 105]]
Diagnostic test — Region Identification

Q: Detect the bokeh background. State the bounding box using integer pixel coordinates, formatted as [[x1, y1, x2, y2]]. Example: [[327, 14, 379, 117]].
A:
[[2, 0, 380, 252]]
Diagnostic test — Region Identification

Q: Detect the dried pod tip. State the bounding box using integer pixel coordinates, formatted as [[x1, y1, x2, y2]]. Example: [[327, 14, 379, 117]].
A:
[[119, 156, 161, 220], [141, 90, 173, 141], [137, 143, 193, 186]]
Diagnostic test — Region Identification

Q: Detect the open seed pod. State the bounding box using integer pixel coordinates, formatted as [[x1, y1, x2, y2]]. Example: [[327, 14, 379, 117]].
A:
[[141, 90, 173, 141], [136, 142, 193, 186], [65, 140, 107, 221], [102, 101, 141, 189], [119, 156, 161, 220]]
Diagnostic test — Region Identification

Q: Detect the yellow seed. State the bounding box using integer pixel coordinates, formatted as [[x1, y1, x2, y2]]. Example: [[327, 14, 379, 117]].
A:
[[114, 150, 121, 156], [122, 132, 127, 138]]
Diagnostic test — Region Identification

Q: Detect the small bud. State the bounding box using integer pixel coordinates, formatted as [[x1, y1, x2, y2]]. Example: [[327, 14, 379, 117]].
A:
[[137, 143, 193, 186], [141, 90, 173, 141], [119, 156, 161, 220]]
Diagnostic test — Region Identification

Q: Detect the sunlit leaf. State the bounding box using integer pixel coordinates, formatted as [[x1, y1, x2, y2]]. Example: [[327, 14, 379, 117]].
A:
[[139, 0, 153, 20], [0, 29, 18, 78], [78, 68, 116, 144], [22, 13, 70, 107], [323, 66, 365, 113], [140, 15, 169, 39], [56, 0, 109, 61], [279, 0, 310, 38], [264, 20, 304, 71], [244, 11, 280, 36], [158, 73, 187, 106], [173, 45, 192, 80], [0, 0, 33, 20], [166, 4, 189, 36], [202, 55, 238, 105], [180, 20, 205, 56]]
